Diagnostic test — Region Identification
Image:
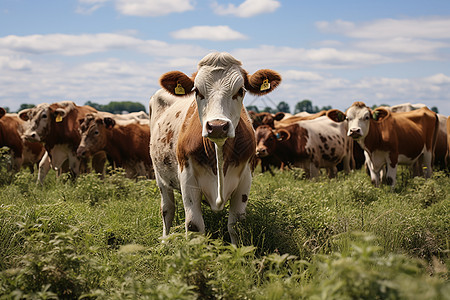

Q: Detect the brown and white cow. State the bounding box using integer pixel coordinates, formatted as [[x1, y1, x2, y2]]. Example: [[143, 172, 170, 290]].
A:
[[19, 101, 103, 183], [255, 113, 353, 178], [329, 102, 439, 188], [381, 103, 448, 170], [149, 52, 281, 244], [248, 111, 286, 129], [0, 107, 45, 171], [77, 113, 152, 178]]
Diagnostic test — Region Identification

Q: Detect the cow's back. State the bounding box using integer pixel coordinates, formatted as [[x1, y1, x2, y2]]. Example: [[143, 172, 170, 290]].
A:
[[149, 89, 191, 189]]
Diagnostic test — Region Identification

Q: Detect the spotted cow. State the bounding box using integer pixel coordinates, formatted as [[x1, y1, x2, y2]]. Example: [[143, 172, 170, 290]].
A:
[[255, 112, 353, 178], [329, 102, 439, 188], [149, 52, 281, 244]]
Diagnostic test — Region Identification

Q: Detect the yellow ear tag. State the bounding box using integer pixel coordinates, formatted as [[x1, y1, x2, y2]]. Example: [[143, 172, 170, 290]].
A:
[[260, 79, 270, 91], [175, 83, 185, 95], [55, 115, 63, 123]]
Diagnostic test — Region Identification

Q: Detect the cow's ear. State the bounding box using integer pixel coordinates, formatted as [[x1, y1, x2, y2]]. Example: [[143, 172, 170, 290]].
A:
[[0, 107, 6, 119], [372, 108, 390, 122], [159, 71, 195, 97], [19, 109, 31, 121], [273, 112, 285, 121], [245, 69, 282, 95], [274, 128, 291, 141], [53, 108, 68, 123], [327, 109, 346, 123], [103, 117, 116, 129]]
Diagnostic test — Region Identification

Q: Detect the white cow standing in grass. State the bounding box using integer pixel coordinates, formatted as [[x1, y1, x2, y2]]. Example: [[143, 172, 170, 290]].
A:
[[149, 52, 281, 244]]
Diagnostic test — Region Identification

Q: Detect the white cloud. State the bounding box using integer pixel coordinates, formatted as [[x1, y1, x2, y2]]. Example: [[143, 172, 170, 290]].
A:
[[76, 0, 110, 14], [0, 33, 207, 57], [316, 17, 450, 40], [170, 26, 247, 41], [283, 70, 324, 81], [0, 56, 32, 71], [115, 0, 194, 16], [212, 0, 280, 18]]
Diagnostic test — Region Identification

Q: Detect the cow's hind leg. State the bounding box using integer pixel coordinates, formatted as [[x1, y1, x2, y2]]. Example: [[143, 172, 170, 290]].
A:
[[422, 150, 433, 178], [228, 166, 252, 244]]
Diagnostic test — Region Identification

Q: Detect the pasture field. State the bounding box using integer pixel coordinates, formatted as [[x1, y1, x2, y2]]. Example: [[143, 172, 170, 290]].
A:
[[0, 159, 449, 299]]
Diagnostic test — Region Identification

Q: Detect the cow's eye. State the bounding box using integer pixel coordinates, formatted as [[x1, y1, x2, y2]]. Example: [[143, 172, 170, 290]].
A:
[[194, 87, 204, 100], [42, 114, 47, 119], [94, 130, 99, 135], [365, 116, 369, 120], [267, 136, 274, 141], [233, 87, 245, 100]]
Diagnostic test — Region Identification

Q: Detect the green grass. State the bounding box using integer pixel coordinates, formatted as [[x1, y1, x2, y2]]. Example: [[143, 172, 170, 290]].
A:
[[0, 160, 449, 299]]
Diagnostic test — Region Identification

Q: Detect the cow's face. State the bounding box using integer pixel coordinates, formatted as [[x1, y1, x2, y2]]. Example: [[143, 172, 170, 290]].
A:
[[159, 52, 281, 146], [345, 104, 372, 140], [19, 103, 51, 142], [77, 116, 112, 157], [255, 125, 290, 157]]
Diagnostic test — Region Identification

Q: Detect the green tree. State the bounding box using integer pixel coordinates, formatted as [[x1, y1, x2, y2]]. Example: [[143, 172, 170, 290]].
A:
[[18, 103, 35, 112], [261, 106, 276, 114], [294, 100, 313, 114], [431, 106, 439, 114], [276, 101, 290, 113], [84, 101, 146, 113], [246, 105, 260, 113]]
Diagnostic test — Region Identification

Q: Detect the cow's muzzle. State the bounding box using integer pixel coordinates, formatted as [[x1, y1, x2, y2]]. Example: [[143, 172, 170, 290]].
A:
[[206, 119, 230, 140], [23, 132, 40, 142], [76, 146, 87, 158], [256, 147, 269, 158], [348, 128, 362, 139]]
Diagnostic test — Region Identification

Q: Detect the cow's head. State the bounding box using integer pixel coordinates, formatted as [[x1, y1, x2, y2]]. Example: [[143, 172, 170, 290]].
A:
[[19, 101, 77, 142], [77, 114, 113, 157], [327, 102, 390, 140], [255, 125, 290, 158], [19, 103, 51, 142], [159, 52, 281, 145], [0, 107, 5, 119]]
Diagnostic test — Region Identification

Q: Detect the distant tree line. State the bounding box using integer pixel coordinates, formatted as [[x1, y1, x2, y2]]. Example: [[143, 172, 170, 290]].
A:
[[9, 101, 146, 114], [247, 100, 440, 114], [84, 101, 146, 114], [246, 99, 332, 114]]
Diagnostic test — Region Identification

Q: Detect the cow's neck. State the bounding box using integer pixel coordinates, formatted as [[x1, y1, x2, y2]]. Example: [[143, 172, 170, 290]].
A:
[[360, 120, 383, 154]]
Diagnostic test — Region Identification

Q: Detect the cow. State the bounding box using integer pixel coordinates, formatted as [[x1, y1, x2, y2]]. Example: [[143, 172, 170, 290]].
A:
[[0, 107, 45, 172], [19, 101, 104, 183], [76, 113, 153, 178], [255, 112, 353, 178], [248, 111, 286, 129], [447, 116, 450, 169], [328, 102, 439, 188], [149, 52, 281, 244], [381, 103, 448, 171]]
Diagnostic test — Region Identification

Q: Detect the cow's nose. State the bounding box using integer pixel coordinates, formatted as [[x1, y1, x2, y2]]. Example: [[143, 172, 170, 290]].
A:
[[206, 120, 230, 139], [256, 148, 268, 157], [31, 133, 36, 139], [348, 128, 361, 138], [77, 147, 86, 157]]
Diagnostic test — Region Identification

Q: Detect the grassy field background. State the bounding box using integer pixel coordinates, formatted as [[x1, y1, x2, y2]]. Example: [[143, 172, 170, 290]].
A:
[[0, 156, 449, 299]]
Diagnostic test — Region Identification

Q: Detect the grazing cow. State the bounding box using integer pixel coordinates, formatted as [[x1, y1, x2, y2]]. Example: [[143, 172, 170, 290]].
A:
[[77, 113, 153, 178], [255, 113, 352, 178], [0, 108, 45, 171], [19, 101, 104, 183], [149, 52, 281, 244], [328, 102, 439, 188]]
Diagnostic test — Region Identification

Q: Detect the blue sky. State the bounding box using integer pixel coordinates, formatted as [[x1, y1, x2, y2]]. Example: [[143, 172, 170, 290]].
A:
[[1, 0, 450, 115]]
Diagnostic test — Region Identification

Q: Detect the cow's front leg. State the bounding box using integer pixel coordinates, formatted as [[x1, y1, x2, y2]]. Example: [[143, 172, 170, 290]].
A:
[[228, 166, 252, 245], [179, 170, 204, 235], [37, 151, 51, 184], [385, 164, 398, 190]]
